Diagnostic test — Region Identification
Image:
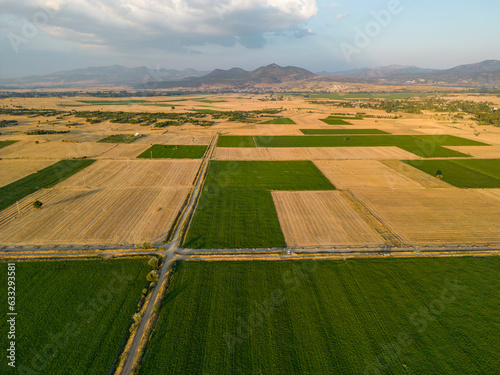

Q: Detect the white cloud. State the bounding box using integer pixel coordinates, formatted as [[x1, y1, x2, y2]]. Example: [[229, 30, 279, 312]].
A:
[[1, 0, 318, 50], [337, 12, 351, 19]]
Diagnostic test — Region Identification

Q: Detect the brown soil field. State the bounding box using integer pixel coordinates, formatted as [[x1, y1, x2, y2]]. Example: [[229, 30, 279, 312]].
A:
[[0, 159, 57, 187], [96, 144, 152, 159], [0, 140, 113, 159], [313, 160, 425, 190], [0, 187, 189, 246], [272, 191, 384, 247], [213, 146, 420, 161], [56, 160, 200, 189], [352, 189, 500, 245], [381, 160, 455, 189]]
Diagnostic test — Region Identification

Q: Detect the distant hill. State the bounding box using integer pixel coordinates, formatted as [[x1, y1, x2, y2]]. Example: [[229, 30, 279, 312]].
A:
[[0, 65, 208, 88], [138, 64, 317, 89], [324, 60, 500, 86]]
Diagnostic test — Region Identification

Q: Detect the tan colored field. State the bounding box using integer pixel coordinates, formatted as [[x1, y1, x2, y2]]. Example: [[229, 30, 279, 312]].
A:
[[0, 159, 56, 187], [96, 144, 151, 159], [134, 134, 212, 145], [272, 191, 384, 247], [314, 160, 425, 190], [352, 189, 500, 245], [0, 140, 113, 159], [479, 189, 500, 202], [446, 146, 500, 158], [381, 160, 454, 189], [0, 187, 189, 246], [57, 160, 200, 189], [213, 146, 420, 160]]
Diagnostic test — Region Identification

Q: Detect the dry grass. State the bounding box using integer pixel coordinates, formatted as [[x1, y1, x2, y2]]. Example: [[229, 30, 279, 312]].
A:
[[446, 146, 500, 158], [96, 144, 152, 159], [0, 159, 56, 187], [272, 191, 384, 247], [213, 146, 420, 160], [314, 160, 424, 190], [353, 189, 500, 245]]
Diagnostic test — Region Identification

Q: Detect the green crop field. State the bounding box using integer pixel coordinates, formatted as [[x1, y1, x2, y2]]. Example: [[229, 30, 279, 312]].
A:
[[320, 118, 353, 125], [98, 134, 144, 144], [0, 159, 95, 212], [137, 144, 207, 159], [0, 140, 17, 149], [184, 161, 334, 249], [217, 135, 256, 147], [253, 135, 473, 158], [404, 159, 500, 188], [260, 118, 296, 124], [201, 161, 335, 191], [0, 259, 149, 375], [300, 129, 389, 135], [138, 257, 500, 375]]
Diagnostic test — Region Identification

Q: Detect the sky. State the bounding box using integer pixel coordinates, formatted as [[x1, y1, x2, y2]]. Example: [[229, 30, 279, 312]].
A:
[[0, 0, 499, 78]]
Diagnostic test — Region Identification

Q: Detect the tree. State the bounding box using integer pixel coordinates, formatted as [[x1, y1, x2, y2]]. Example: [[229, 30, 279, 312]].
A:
[[148, 257, 159, 270], [147, 270, 159, 283], [436, 170, 443, 179], [33, 200, 43, 209]]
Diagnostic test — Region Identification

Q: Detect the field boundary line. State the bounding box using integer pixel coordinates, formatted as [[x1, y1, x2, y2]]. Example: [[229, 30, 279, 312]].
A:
[[339, 190, 405, 247]]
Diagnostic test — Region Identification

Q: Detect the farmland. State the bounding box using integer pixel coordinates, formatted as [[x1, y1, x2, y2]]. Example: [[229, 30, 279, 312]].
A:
[[0, 140, 17, 148], [300, 129, 389, 135], [0, 259, 149, 375], [403, 159, 500, 188], [138, 257, 500, 375], [253, 135, 475, 158], [184, 161, 334, 248], [98, 133, 145, 144], [137, 144, 207, 159], [0, 159, 95, 212], [260, 117, 296, 124], [0, 160, 200, 245], [0, 159, 55, 187], [320, 118, 353, 125], [217, 135, 256, 147]]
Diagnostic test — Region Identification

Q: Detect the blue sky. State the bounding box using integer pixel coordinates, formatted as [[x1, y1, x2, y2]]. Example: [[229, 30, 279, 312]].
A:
[[1, 0, 499, 78]]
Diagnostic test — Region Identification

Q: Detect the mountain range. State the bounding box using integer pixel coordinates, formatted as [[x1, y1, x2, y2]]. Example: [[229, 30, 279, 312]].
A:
[[1, 60, 499, 89]]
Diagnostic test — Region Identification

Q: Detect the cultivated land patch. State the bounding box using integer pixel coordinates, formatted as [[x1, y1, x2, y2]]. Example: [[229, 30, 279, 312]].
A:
[[137, 144, 207, 159], [134, 135, 212, 146], [0, 140, 17, 149], [0, 140, 113, 159], [217, 135, 256, 147], [0, 159, 56, 187], [98, 133, 145, 144], [381, 160, 454, 189], [260, 117, 296, 124], [0, 159, 95, 212], [0, 160, 199, 245], [213, 146, 420, 161], [314, 160, 424, 190], [253, 135, 475, 158], [184, 161, 335, 249], [446, 145, 500, 158], [138, 258, 500, 375], [403, 159, 500, 188], [272, 191, 384, 247], [300, 129, 389, 135], [320, 118, 353, 125], [353, 189, 500, 244], [96, 144, 151, 159], [0, 259, 149, 375]]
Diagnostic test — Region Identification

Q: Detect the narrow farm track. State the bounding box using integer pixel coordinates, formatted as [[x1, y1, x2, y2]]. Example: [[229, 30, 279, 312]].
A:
[[119, 132, 219, 375]]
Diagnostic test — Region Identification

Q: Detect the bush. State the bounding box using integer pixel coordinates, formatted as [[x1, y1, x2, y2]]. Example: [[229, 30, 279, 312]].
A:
[[33, 200, 43, 209]]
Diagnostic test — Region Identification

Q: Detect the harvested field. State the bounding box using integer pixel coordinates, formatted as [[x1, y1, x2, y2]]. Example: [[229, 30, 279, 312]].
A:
[[353, 189, 500, 244], [0, 140, 113, 159], [0, 187, 190, 246], [134, 134, 212, 145], [300, 129, 389, 135], [479, 188, 500, 201], [0, 159, 56, 187], [57, 160, 200, 189], [272, 191, 384, 246], [314, 160, 425, 190], [381, 160, 454, 188], [213, 146, 420, 160], [447, 145, 500, 158], [96, 144, 151, 159], [220, 125, 304, 136]]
